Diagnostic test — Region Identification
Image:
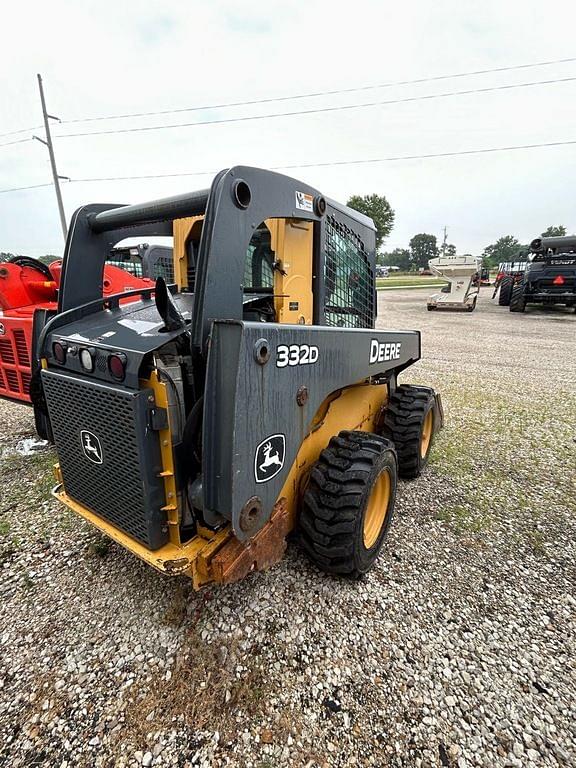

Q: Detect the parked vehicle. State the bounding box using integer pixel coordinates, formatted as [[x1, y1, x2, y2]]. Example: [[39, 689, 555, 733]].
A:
[[38, 166, 443, 588], [510, 236, 576, 312]]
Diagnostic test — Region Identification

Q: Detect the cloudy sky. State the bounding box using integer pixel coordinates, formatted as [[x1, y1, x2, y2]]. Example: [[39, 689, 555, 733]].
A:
[[1, 0, 575, 256]]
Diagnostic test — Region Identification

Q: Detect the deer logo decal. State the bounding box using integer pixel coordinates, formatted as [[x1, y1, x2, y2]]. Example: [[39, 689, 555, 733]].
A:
[[80, 430, 103, 464], [254, 434, 285, 483]]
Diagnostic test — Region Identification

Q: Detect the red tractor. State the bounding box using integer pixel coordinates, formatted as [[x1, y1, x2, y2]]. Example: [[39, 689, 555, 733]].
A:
[[0, 256, 153, 409]]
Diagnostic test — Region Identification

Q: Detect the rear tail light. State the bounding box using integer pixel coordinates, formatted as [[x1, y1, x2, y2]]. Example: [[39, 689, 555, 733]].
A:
[[553, 275, 565, 285], [53, 342, 67, 364], [108, 353, 127, 381]]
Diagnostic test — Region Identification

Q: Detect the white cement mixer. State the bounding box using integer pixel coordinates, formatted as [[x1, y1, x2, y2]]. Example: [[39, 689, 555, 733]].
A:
[[427, 254, 481, 312]]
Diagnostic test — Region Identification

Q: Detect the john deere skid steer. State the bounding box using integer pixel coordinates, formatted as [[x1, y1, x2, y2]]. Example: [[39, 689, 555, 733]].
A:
[[39, 166, 443, 588]]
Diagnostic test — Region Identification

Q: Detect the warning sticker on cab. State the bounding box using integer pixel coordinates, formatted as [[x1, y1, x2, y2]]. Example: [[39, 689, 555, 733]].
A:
[[295, 191, 314, 212]]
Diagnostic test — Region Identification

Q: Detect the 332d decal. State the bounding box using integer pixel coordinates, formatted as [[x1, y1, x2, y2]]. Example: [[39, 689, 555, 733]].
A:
[[276, 343, 319, 368]]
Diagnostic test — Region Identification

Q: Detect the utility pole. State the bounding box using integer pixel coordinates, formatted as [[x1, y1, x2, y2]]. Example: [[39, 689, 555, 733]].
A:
[[441, 226, 448, 258], [34, 74, 68, 241]]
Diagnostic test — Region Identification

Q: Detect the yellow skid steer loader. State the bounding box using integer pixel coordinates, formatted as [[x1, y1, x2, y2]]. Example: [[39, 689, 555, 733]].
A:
[[38, 167, 443, 588]]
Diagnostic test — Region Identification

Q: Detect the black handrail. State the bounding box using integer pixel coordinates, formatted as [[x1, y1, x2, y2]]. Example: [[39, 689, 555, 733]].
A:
[[88, 189, 210, 234]]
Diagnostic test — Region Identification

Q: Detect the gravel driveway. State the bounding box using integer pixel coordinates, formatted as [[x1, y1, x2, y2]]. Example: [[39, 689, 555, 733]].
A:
[[1, 287, 574, 768]]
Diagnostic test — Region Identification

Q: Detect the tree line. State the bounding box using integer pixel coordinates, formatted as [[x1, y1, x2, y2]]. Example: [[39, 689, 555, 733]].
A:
[[346, 194, 570, 270]]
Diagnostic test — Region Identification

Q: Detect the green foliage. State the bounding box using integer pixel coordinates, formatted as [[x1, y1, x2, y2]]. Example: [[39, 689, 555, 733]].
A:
[[541, 225, 567, 237], [346, 193, 395, 250], [445, 243, 457, 257], [409, 233, 438, 270], [482, 235, 524, 268], [380, 247, 411, 271]]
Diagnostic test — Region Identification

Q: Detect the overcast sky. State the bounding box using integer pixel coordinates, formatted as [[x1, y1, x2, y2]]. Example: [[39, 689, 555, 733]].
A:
[[1, 0, 575, 256]]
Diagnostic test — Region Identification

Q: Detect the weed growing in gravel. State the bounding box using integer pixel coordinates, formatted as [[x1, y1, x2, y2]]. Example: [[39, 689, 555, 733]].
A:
[[161, 584, 189, 626], [121, 629, 274, 748], [436, 505, 492, 534], [87, 538, 111, 558], [527, 529, 546, 555], [0, 519, 10, 537]]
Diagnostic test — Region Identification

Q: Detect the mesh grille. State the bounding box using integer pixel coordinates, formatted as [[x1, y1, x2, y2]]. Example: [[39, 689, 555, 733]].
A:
[[149, 256, 175, 283], [324, 216, 374, 328], [42, 372, 167, 549]]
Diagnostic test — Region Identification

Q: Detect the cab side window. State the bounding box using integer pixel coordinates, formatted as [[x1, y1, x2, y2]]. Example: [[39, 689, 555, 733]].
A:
[[324, 216, 374, 328]]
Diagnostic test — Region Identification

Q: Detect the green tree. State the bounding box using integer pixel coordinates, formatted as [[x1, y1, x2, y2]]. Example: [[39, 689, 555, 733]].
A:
[[381, 248, 411, 271], [347, 193, 395, 250], [409, 233, 438, 270], [482, 235, 522, 268], [541, 225, 567, 237], [445, 243, 457, 257]]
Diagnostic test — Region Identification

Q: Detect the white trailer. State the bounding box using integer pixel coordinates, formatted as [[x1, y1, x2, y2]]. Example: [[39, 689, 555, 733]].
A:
[[427, 254, 482, 312]]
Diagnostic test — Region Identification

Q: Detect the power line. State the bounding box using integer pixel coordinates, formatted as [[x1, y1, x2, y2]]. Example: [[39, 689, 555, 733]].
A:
[[0, 137, 33, 148], [59, 55, 576, 125], [2, 55, 575, 139], [54, 75, 576, 139], [0, 124, 43, 140], [0, 181, 55, 194], [3, 137, 574, 194], [275, 139, 576, 169]]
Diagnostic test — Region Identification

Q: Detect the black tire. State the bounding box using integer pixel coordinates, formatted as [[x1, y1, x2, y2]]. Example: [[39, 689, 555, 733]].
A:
[[498, 276, 513, 306], [299, 431, 397, 578], [510, 283, 526, 313], [466, 296, 477, 312], [8, 255, 53, 281], [382, 385, 436, 479]]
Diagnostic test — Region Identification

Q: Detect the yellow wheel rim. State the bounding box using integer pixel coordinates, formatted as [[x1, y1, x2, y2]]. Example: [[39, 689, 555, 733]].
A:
[[420, 409, 433, 459], [363, 469, 391, 549]]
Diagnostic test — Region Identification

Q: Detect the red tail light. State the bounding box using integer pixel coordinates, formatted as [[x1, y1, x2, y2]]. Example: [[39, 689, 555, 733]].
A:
[[53, 342, 67, 364], [553, 275, 565, 285], [108, 353, 127, 381]]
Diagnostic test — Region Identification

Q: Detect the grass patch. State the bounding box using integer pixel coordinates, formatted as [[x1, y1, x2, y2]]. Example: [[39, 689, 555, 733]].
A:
[[527, 529, 546, 555], [377, 277, 446, 289], [0, 519, 10, 537], [436, 505, 492, 534], [121, 628, 274, 747], [87, 538, 111, 559]]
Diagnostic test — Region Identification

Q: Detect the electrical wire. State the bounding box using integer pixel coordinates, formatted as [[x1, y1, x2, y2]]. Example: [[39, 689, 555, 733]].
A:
[[58, 56, 576, 125], [0, 57, 576, 139], [0, 125, 43, 140], [0, 181, 54, 194], [0, 137, 33, 149], [54, 75, 576, 139], [3, 138, 574, 194], [3, 55, 575, 138]]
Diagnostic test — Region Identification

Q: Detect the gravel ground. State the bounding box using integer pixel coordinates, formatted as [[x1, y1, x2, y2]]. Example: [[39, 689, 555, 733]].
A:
[[0, 287, 575, 768]]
